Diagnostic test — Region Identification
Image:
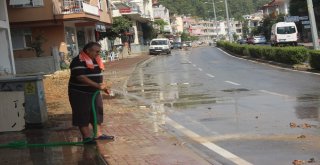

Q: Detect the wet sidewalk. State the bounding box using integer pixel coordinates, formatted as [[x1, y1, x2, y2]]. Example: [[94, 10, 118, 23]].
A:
[[0, 54, 211, 165], [100, 55, 211, 164]]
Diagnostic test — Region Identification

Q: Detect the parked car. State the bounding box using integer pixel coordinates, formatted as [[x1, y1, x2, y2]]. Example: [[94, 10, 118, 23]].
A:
[[182, 42, 188, 47], [149, 38, 171, 55], [185, 41, 192, 47], [237, 38, 247, 44], [253, 35, 267, 44], [173, 42, 182, 49], [247, 37, 254, 44]]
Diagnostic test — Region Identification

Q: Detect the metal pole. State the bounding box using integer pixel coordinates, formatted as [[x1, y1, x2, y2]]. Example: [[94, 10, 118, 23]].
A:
[[307, 0, 319, 50], [212, 0, 219, 41], [224, 0, 232, 42]]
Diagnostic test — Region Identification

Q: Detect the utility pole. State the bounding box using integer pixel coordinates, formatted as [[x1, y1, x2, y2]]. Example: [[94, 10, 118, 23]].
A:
[[307, 0, 319, 50], [211, 0, 219, 41], [224, 0, 232, 42]]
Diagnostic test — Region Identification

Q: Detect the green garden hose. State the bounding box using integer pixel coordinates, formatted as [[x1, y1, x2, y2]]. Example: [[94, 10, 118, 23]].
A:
[[0, 90, 101, 148]]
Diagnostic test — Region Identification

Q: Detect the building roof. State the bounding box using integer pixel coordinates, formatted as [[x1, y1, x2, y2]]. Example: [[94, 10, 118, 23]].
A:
[[262, 0, 285, 8]]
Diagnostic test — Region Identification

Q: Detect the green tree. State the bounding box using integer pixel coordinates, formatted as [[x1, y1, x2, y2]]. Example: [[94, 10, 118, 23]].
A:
[[181, 31, 190, 41], [158, 0, 271, 20], [250, 14, 284, 40], [242, 20, 249, 38], [99, 16, 131, 47], [141, 23, 158, 41], [30, 35, 46, 57], [153, 19, 168, 34]]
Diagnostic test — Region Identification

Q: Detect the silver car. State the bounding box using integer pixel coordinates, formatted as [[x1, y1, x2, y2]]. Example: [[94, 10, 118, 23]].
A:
[[253, 35, 267, 44]]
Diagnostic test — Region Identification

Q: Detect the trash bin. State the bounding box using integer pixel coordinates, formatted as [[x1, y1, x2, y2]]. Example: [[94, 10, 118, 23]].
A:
[[0, 75, 47, 125]]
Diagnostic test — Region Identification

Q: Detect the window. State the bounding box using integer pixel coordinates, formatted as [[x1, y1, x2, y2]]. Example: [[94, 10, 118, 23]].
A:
[[277, 26, 296, 34], [10, 0, 44, 7], [10, 29, 32, 50]]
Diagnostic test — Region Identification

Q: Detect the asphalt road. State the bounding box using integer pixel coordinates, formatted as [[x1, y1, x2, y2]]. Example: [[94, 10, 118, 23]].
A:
[[125, 47, 320, 165]]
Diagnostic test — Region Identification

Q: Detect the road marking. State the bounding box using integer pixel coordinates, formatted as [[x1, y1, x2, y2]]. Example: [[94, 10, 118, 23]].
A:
[[259, 90, 292, 98], [166, 118, 253, 165], [225, 81, 241, 86], [193, 64, 197, 67], [183, 82, 190, 85], [198, 68, 203, 71], [170, 83, 178, 86], [206, 73, 215, 78]]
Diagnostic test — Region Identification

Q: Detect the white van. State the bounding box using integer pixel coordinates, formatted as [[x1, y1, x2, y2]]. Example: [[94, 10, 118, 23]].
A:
[[149, 38, 171, 55], [270, 22, 298, 46]]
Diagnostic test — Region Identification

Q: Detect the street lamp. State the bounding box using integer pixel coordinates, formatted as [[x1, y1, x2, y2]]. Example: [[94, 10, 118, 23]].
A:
[[205, 0, 218, 41]]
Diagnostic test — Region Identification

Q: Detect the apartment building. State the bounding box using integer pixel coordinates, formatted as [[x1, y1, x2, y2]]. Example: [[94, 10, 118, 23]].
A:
[[243, 10, 264, 35], [112, 0, 153, 46], [183, 16, 242, 41], [8, 0, 112, 60], [153, 4, 171, 33], [262, 0, 290, 16], [170, 15, 183, 42]]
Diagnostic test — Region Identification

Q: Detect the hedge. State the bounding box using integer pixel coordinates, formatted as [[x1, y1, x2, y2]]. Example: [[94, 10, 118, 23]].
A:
[[216, 41, 309, 65], [309, 50, 320, 70]]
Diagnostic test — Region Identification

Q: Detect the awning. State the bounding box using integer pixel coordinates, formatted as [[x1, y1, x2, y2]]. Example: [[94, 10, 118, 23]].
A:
[[113, 2, 131, 10]]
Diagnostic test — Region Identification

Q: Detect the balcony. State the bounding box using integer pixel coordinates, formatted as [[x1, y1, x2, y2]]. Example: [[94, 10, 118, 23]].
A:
[[112, 1, 150, 22], [53, 0, 100, 17]]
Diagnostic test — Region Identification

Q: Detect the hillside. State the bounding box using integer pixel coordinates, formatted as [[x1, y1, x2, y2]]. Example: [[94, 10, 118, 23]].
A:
[[158, 0, 270, 20]]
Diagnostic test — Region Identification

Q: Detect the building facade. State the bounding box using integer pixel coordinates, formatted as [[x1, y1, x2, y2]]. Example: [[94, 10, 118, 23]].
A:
[[183, 16, 242, 42], [8, 0, 112, 60], [153, 4, 171, 33], [262, 0, 291, 16], [112, 0, 153, 46]]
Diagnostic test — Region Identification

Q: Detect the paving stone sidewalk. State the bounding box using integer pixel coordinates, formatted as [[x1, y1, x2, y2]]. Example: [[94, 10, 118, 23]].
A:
[[0, 54, 211, 165]]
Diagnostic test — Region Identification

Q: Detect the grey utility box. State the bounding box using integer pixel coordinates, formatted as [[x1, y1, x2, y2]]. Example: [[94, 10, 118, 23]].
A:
[[0, 75, 47, 125]]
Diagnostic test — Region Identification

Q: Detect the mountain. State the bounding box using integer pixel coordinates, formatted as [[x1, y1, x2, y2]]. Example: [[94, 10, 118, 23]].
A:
[[158, 0, 271, 20]]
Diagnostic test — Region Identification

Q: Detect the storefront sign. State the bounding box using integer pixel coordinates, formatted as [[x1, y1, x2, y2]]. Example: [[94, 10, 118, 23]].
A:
[[304, 25, 311, 29], [285, 16, 299, 22], [119, 8, 131, 13], [299, 16, 309, 21], [301, 21, 310, 25]]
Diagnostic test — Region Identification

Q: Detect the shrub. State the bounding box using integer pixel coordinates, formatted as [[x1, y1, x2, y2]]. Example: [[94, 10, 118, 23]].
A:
[[243, 46, 250, 56], [261, 47, 276, 61], [309, 50, 320, 70], [233, 44, 246, 55], [216, 41, 308, 65], [274, 47, 308, 64], [248, 46, 264, 58]]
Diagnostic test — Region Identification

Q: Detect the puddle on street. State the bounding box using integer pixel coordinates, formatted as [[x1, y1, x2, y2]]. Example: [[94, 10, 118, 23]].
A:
[[295, 93, 320, 120], [222, 88, 250, 92], [296, 94, 320, 102], [179, 94, 216, 100], [169, 100, 217, 109]]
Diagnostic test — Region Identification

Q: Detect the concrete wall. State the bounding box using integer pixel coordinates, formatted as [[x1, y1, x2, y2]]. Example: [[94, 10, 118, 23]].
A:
[[0, 0, 15, 76], [15, 56, 57, 74]]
